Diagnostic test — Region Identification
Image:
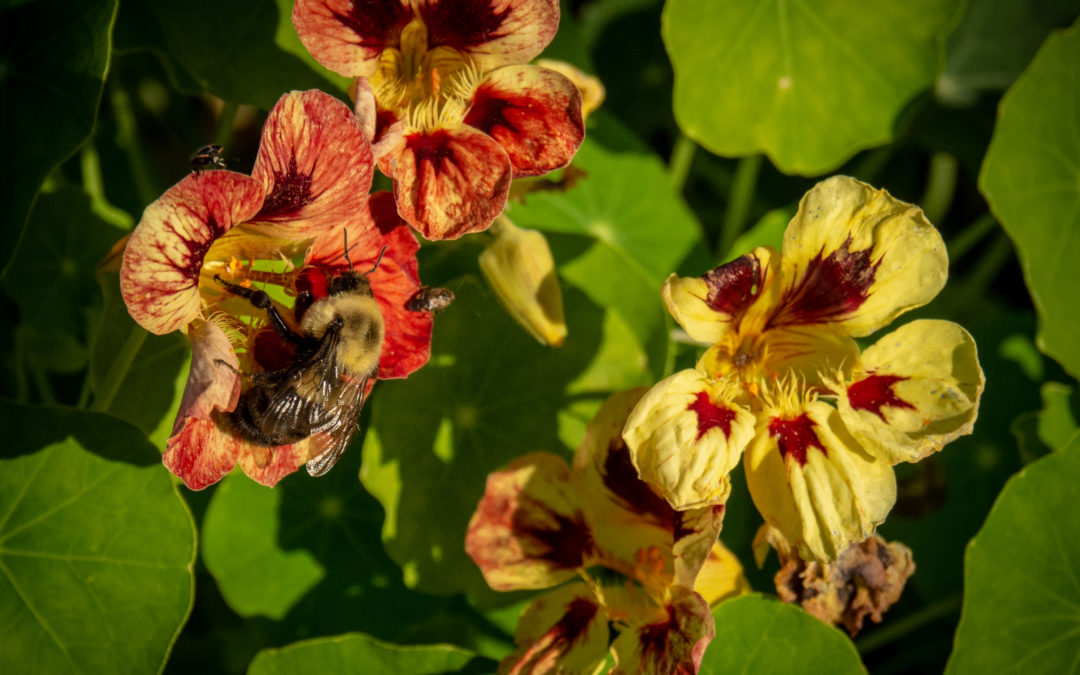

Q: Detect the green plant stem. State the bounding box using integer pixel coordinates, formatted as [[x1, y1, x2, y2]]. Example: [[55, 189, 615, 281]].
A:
[[90, 327, 147, 413], [960, 232, 1013, 298], [216, 101, 239, 147], [669, 135, 696, 194], [920, 152, 958, 225], [110, 85, 159, 208], [855, 593, 963, 655], [30, 363, 57, 406], [948, 213, 998, 263], [719, 154, 762, 257]]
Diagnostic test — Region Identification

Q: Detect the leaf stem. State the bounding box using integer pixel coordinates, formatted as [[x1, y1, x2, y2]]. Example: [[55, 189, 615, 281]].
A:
[[855, 593, 962, 655], [216, 101, 239, 148], [90, 326, 147, 413], [719, 154, 762, 257], [920, 152, 958, 225], [947, 213, 997, 263], [669, 134, 696, 194]]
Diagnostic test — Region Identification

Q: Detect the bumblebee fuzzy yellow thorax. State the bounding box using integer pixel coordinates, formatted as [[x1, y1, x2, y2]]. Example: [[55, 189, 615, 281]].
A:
[[301, 293, 384, 377]]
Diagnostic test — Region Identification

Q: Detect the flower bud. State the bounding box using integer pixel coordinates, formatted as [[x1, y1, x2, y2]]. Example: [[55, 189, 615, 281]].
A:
[[536, 59, 606, 120], [479, 217, 567, 347]]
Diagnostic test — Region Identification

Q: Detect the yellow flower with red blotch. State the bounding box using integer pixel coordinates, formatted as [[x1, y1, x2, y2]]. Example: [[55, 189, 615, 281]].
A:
[[623, 176, 984, 562], [466, 390, 748, 674]]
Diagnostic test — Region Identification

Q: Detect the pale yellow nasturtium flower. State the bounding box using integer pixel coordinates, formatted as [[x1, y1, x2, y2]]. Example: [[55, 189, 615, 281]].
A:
[[623, 176, 984, 562]]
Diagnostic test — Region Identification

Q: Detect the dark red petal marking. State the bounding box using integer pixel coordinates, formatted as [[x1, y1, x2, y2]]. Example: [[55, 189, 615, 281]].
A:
[[331, 0, 412, 51], [417, 0, 511, 51], [256, 156, 314, 221], [688, 391, 736, 441], [702, 253, 763, 317], [769, 413, 826, 466], [519, 505, 592, 569], [848, 374, 915, 422], [768, 235, 879, 328], [602, 439, 676, 528]]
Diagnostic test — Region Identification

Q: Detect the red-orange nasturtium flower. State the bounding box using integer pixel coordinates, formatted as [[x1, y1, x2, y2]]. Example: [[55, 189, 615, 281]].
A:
[[119, 89, 432, 489], [292, 0, 585, 240], [465, 390, 748, 674], [623, 176, 984, 562]]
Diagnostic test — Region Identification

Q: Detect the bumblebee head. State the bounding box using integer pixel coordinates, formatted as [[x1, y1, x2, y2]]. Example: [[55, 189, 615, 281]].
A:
[[328, 242, 387, 297]]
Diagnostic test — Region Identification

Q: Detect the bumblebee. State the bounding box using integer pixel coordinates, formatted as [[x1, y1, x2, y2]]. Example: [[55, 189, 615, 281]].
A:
[[405, 286, 454, 313], [214, 250, 384, 476], [190, 144, 226, 172]]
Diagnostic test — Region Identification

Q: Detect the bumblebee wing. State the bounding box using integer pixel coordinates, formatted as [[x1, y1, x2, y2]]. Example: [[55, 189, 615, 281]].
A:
[[305, 375, 368, 477]]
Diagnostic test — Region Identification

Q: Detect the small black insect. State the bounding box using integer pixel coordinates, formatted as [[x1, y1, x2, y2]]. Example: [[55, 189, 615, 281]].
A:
[[405, 286, 455, 313], [190, 144, 226, 172]]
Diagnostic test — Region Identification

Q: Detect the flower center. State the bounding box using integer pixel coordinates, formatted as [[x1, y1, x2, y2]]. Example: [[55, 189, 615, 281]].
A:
[[371, 17, 474, 130]]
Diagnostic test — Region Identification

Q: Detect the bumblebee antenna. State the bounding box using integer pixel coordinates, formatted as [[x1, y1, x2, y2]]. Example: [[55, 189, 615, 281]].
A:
[[342, 229, 354, 272], [365, 246, 388, 275]]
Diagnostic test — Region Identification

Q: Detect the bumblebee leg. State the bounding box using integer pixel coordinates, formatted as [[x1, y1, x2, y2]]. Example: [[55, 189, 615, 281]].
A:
[[213, 359, 243, 376], [215, 275, 303, 344]]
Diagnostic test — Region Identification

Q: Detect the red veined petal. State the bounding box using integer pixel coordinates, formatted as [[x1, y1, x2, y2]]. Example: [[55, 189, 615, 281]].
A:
[[383, 123, 512, 239], [164, 418, 242, 491], [501, 582, 609, 674], [465, 453, 591, 591], [416, 0, 559, 67], [292, 0, 412, 78], [610, 586, 714, 675], [237, 442, 306, 487], [465, 64, 584, 176], [120, 171, 264, 334], [250, 89, 374, 239]]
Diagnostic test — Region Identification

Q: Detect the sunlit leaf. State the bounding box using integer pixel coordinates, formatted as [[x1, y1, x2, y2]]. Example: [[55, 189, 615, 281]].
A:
[[946, 435, 1080, 674], [202, 473, 324, 620], [0, 0, 116, 264], [701, 594, 866, 674], [0, 403, 195, 675], [664, 0, 958, 175], [248, 633, 483, 675], [363, 279, 651, 599], [979, 20, 1080, 379], [507, 127, 704, 378]]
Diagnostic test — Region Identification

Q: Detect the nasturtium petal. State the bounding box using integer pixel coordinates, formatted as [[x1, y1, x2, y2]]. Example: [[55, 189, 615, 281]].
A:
[[418, 0, 560, 68], [775, 176, 947, 337], [662, 246, 776, 344], [574, 389, 723, 590], [623, 369, 755, 510], [979, 21, 1080, 378], [946, 435, 1080, 675], [465, 452, 589, 591], [120, 171, 265, 335], [464, 64, 584, 177], [610, 586, 714, 675], [839, 319, 984, 464], [745, 399, 896, 562], [251, 89, 374, 239], [0, 404, 195, 675], [383, 124, 512, 239], [693, 541, 752, 607], [664, 0, 958, 174], [503, 582, 609, 675], [291, 0, 411, 78]]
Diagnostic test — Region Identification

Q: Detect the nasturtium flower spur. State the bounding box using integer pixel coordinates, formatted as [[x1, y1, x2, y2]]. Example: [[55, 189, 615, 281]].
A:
[[466, 390, 746, 674], [292, 0, 585, 240], [120, 89, 432, 489], [623, 176, 985, 562]]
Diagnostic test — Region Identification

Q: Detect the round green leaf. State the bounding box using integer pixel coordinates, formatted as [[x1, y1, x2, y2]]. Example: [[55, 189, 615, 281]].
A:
[[664, 0, 958, 175], [202, 473, 324, 620], [0, 0, 116, 262], [0, 403, 195, 675], [979, 21, 1080, 379], [946, 434, 1080, 674], [362, 279, 651, 599], [248, 634, 481, 675], [701, 595, 866, 674]]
